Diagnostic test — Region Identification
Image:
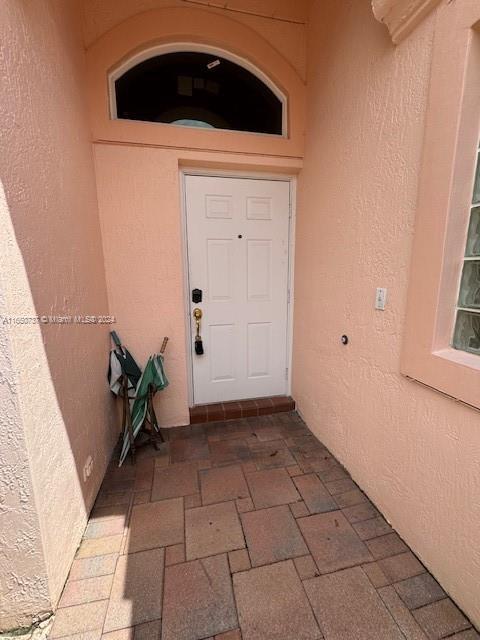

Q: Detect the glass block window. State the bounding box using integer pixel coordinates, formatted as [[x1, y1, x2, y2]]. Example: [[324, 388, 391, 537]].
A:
[[453, 141, 480, 354]]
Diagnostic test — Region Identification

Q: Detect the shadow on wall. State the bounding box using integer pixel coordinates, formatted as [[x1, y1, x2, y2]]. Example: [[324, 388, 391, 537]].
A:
[[0, 0, 307, 630], [0, 0, 120, 627], [1, 174, 170, 634], [0, 179, 116, 629]]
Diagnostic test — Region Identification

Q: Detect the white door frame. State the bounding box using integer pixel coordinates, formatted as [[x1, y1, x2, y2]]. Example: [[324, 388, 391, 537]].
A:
[[179, 168, 296, 407]]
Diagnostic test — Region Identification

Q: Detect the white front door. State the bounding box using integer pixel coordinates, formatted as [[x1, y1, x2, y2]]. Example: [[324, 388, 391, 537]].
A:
[[185, 174, 291, 405]]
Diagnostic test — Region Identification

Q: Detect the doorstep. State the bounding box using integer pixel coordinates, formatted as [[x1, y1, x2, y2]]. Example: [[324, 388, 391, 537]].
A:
[[189, 396, 295, 424]]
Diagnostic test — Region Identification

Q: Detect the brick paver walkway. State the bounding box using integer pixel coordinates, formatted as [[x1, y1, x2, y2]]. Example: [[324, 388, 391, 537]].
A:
[[50, 412, 478, 640]]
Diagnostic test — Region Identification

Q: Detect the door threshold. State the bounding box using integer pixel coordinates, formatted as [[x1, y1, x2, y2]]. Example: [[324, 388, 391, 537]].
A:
[[189, 396, 295, 424]]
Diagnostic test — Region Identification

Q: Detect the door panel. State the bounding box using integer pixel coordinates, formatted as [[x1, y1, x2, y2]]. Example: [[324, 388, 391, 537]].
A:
[[247, 240, 272, 301], [247, 322, 271, 378], [207, 239, 232, 300], [185, 175, 290, 404], [209, 324, 235, 382]]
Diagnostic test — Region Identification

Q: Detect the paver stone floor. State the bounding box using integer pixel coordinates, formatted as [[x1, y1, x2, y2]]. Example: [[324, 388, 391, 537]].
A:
[[51, 412, 478, 640]]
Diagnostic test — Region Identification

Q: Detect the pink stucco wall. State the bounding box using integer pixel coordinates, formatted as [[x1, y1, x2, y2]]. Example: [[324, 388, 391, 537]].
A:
[[90, 0, 480, 626], [88, 2, 306, 426], [402, 1, 480, 407], [0, 0, 115, 628], [94, 145, 189, 425], [0, 182, 50, 627], [81, 0, 308, 79], [85, 5, 306, 158], [94, 146, 302, 427], [293, 0, 480, 627], [2, 0, 478, 630]]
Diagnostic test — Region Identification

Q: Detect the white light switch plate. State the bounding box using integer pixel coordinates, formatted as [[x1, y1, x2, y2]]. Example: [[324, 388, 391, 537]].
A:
[[375, 287, 387, 310]]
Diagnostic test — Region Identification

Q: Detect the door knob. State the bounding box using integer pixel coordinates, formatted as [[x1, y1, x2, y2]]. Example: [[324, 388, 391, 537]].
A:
[[193, 307, 202, 325]]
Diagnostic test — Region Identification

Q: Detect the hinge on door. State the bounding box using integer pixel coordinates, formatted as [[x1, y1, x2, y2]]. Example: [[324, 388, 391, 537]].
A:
[[287, 289, 291, 304], [285, 367, 289, 380]]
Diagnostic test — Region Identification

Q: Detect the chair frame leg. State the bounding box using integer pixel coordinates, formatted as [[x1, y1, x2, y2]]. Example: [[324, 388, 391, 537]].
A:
[[121, 373, 136, 465], [119, 376, 166, 464], [146, 383, 164, 449]]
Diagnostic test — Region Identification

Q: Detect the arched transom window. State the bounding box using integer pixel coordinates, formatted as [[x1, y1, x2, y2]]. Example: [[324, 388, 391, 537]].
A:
[[111, 50, 285, 136]]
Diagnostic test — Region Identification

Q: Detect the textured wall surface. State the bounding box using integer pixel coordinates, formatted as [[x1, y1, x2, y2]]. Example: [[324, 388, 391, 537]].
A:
[[0, 187, 50, 630], [85, 4, 306, 159], [94, 145, 302, 427], [94, 145, 189, 426], [89, 0, 306, 426], [81, 0, 308, 79], [0, 0, 115, 628], [3, 0, 479, 631], [293, 0, 480, 627], [372, 0, 442, 42]]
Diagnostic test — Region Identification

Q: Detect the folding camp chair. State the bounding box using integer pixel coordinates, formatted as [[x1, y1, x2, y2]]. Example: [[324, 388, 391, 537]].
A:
[[108, 331, 169, 465]]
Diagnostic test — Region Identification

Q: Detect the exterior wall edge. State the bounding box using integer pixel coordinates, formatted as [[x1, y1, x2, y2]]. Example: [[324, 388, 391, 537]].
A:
[[372, 0, 442, 43]]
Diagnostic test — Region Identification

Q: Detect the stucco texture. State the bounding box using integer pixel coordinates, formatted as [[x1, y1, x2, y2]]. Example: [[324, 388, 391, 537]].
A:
[[293, 0, 480, 627], [0, 182, 50, 630], [85, 4, 306, 158], [93, 146, 302, 427], [90, 0, 306, 426], [2, 0, 480, 631], [94, 145, 189, 426], [0, 0, 115, 628], [81, 0, 308, 80]]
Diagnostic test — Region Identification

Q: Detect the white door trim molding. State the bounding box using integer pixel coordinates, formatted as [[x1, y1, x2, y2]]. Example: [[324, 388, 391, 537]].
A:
[[179, 168, 296, 407], [372, 0, 442, 43]]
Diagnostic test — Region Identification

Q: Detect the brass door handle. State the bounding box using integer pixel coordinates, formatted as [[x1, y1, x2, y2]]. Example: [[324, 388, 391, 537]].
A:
[[193, 308, 202, 337], [192, 308, 204, 355]]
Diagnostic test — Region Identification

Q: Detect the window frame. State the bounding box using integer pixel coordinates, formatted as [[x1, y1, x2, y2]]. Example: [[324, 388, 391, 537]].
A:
[[108, 42, 288, 139], [402, 1, 480, 407]]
